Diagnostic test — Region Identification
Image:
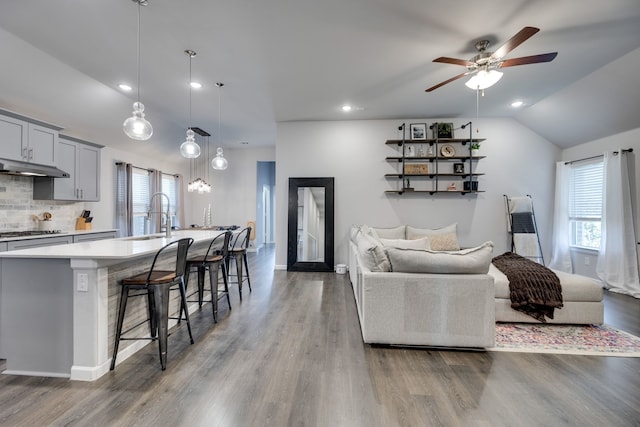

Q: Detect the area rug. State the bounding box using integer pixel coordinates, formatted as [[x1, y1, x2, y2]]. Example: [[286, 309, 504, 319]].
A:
[[491, 323, 640, 357]]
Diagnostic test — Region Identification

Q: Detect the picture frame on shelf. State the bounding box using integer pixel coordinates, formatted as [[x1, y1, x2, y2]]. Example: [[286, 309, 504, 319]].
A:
[[410, 123, 427, 140], [453, 163, 464, 174], [436, 122, 454, 139]]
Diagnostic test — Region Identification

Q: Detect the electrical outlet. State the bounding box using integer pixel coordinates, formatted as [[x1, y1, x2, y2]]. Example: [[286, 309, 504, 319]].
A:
[[77, 273, 89, 292]]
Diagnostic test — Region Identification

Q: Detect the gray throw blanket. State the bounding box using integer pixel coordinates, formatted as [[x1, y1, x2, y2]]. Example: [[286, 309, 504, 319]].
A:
[[492, 252, 563, 322]]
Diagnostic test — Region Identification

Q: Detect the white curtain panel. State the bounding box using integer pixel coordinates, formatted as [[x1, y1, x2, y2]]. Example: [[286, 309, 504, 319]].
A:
[[549, 162, 573, 273], [596, 151, 640, 297], [149, 169, 163, 233]]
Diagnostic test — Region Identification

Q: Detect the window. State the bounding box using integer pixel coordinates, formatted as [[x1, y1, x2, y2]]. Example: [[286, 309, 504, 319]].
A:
[[569, 159, 604, 249], [162, 173, 179, 227], [131, 167, 150, 236]]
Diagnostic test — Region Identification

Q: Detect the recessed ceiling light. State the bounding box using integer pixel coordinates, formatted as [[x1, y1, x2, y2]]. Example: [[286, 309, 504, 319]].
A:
[[118, 83, 132, 91], [342, 105, 353, 112], [190, 81, 202, 89], [511, 100, 524, 108]]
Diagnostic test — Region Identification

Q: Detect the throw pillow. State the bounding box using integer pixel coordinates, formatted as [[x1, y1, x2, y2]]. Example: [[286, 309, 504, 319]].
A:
[[386, 241, 494, 274], [355, 233, 391, 272], [406, 223, 457, 240], [379, 237, 431, 250], [370, 225, 406, 240], [428, 233, 460, 251]]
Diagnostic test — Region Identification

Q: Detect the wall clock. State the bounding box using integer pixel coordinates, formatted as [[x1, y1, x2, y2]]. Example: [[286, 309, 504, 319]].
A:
[[440, 144, 456, 157]]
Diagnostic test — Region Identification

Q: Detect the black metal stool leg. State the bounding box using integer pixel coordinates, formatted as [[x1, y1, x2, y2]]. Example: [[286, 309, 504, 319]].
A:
[[243, 252, 252, 292], [235, 253, 243, 301], [111, 285, 130, 370], [178, 277, 195, 345], [208, 262, 218, 322], [222, 261, 231, 309], [151, 285, 170, 371]]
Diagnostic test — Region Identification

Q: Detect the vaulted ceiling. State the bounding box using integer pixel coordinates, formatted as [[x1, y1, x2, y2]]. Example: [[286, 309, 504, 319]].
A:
[[0, 0, 639, 156]]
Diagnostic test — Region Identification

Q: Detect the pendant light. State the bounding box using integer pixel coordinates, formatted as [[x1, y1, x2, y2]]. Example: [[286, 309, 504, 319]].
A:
[[123, 0, 153, 141], [179, 50, 201, 158], [211, 82, 228, 170]]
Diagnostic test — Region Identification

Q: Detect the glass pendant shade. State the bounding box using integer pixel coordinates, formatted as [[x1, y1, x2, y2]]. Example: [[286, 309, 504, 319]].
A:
[[180, 129, 201, 158], [123, 101, 153, 140], [465, 69, 503, 90], [211, 147, 228, 170]]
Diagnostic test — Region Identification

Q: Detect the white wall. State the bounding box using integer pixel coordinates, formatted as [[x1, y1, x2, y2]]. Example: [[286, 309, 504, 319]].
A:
[[275, 118, 561, 269], [561, 127, 640, 277]]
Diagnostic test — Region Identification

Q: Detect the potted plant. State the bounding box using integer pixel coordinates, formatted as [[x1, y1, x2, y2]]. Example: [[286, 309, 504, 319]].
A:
[[470, 142, 480, 157]]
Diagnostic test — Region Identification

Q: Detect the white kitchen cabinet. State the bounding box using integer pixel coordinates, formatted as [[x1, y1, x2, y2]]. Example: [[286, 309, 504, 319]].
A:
[[33, 135, 102, 202], [0, 111, 59, 166]]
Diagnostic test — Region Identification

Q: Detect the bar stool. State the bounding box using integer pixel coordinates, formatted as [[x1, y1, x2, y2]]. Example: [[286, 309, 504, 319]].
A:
[[110, 237, 194, 371], [184, 231, 232, 322], [226, 226, 252, 300]]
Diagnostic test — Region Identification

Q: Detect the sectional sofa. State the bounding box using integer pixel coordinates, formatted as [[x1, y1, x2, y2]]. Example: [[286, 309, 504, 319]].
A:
[[348, 224, 604, 349]]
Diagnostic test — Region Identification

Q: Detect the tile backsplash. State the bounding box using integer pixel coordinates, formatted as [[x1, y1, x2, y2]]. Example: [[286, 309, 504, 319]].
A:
[[0, 175, 80, 231]]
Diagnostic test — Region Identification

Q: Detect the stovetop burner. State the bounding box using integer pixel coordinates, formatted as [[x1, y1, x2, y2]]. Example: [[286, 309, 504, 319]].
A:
[[0, 230, 63, 238]]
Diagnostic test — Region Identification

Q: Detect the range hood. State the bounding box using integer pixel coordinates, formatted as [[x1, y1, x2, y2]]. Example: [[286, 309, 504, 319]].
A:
[[0, 158, 70, 178]]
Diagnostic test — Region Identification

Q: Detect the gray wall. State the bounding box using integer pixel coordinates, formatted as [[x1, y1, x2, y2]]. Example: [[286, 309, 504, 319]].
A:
[[275, 118, 561, 269]]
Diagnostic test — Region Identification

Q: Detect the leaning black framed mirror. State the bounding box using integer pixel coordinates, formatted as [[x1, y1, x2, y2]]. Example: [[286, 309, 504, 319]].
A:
[[287, 177, 335, 272]]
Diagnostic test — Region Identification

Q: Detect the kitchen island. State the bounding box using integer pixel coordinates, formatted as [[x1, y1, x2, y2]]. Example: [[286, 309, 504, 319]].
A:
[[0, 230, 226, 381]]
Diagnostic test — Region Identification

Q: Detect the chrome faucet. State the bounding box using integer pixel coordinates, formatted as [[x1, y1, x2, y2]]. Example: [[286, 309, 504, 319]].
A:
[[149, 192, 172, 238]]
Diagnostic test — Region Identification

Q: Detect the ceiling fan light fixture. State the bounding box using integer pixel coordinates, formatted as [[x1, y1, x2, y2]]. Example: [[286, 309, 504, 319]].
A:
[[465, 69, 503, 90]]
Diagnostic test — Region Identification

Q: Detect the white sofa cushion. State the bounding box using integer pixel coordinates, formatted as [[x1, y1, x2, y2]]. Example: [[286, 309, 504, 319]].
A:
[[355, 232, 391, 272], [386, 241, 494, 274], [370, 225, 406, 240], [379, 237, 431, 250]]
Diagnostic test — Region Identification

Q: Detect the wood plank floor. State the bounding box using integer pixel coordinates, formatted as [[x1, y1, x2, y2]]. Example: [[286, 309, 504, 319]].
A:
[[1, 246, 639, 426]]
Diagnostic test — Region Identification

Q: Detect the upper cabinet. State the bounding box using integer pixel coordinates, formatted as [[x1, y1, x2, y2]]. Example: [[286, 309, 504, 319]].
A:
[[0, 111, 60, 166], [33, 135, 102, 202]]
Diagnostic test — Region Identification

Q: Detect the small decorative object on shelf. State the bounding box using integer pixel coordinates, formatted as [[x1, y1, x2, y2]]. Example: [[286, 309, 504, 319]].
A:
[[453, 163, 464, 174], [471, 142, 481, 157], [440, 144, 456, 157], [404, 145, 415, 157], [404, 164, 429, 174], [410, 123, 427, 140], [404, 178, 414, 191], [464, 181, 479, 191], [427, 145, 434, 157], [437, 122, 454, 138], [418, 144, 426, 157], [447, 182, 457, 191]]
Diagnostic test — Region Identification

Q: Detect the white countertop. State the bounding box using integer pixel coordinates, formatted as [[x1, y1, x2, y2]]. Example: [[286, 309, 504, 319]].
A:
[[0, 230, 225, 260]]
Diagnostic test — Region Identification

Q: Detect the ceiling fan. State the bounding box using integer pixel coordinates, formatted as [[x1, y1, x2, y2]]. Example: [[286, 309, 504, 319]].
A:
[[425, 26, 557, 92]]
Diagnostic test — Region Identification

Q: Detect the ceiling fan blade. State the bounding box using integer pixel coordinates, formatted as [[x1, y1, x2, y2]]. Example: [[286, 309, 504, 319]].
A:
[[433, 57, 473, 67], [491, 26, 540, 60], [500, 52, 558, 67], [425, 72, 471, 92]]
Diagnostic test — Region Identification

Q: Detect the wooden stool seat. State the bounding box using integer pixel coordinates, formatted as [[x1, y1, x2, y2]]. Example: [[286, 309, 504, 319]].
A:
[[122, 270, 177, 285]]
